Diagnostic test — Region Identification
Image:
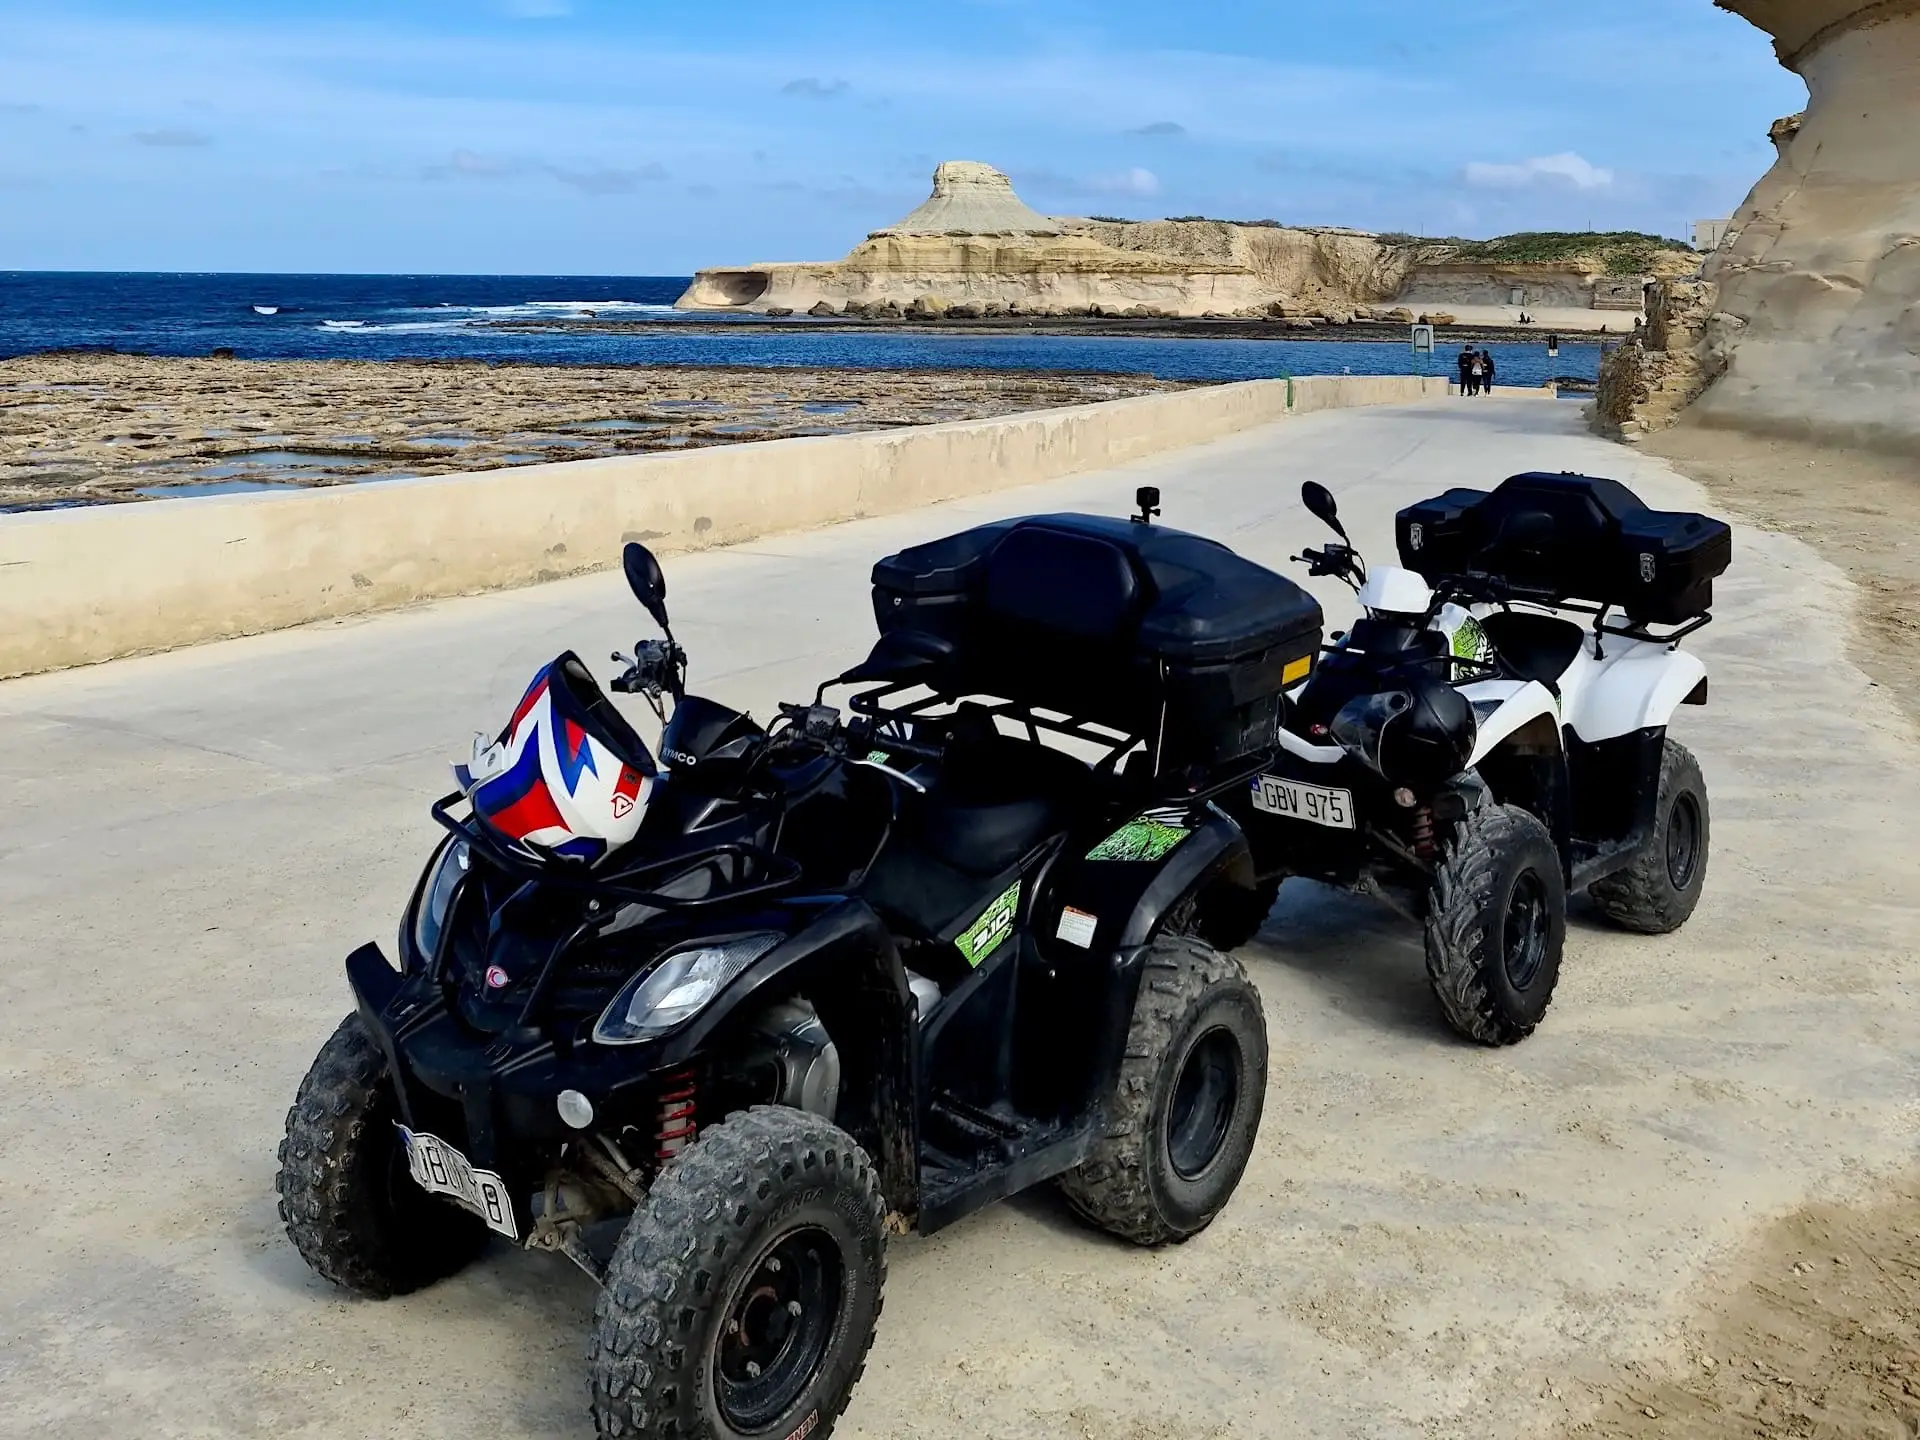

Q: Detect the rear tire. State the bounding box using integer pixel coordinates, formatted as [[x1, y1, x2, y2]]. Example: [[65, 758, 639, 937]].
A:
[[589, 1106, 887, 1440], [1424, 803, 1567, 1046], [1588, 739, 1709, 934], [276, 1015, 488, 1298], [1057, 934, 1267, 1246]]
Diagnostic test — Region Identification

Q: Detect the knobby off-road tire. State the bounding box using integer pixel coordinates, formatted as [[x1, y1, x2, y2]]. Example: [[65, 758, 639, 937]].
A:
[[1057, 933, 1268, 1246], [1424, 802, 1567, 1047], [1195, 877, 1283, 952], [276, 1014, 488, 1297], [1588, 739, 1710, 935], [589, 1106, 887, 1440]]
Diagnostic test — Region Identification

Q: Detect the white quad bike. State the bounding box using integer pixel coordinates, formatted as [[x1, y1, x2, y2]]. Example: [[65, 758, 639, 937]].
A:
[[1207, 473, 1732, 1045]]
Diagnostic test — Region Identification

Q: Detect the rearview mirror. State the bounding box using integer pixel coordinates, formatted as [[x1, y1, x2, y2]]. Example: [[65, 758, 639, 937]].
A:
[[622, 543, 670, 632], [838, 629, 957, 686], [1301, 481, 1347, 540]]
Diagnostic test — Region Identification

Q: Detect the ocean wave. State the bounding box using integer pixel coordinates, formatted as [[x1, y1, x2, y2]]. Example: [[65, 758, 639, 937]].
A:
[[318, 318, 477, 335], [398, 300, 683, 320]]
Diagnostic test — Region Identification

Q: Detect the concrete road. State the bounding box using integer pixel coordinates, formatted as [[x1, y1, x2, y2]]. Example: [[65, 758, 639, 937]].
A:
[[2, 398, 1915, 1440]]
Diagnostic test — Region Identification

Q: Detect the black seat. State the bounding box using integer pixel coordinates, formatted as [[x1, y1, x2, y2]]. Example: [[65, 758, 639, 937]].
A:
[[917, 728, 1090, 876], [858, 725, 1091, 939], [1479, 611, 1587, 692]]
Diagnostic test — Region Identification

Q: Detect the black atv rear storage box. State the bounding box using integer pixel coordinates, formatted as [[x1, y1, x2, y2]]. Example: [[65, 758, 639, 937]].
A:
[[1396, 471, 1732, 625], [872, 515, 1322, 769]]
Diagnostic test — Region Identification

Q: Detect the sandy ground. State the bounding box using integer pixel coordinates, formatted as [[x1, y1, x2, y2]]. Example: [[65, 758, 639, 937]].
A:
[[0, 399, 1915, 1440], [1644, 425, 1920, 726], [1552, 420, 1920, 1440], [0, 354, 1181, 509]]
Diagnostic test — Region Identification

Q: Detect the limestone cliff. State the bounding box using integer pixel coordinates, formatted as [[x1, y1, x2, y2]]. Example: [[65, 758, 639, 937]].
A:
[[678, 161, 1688, 324], [1665, 2, 1920, 450]]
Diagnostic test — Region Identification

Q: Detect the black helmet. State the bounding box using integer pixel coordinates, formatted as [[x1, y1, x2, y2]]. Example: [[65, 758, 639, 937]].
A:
[[1330, 672, 1477, 791]]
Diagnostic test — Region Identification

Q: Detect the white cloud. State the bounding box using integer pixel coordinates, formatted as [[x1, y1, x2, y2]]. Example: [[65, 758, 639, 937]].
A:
[[1097, 166, 1161, 197], [1464, 152, 1614, 191], [133, 127, 213, 147], [781, 77, 850, 99]]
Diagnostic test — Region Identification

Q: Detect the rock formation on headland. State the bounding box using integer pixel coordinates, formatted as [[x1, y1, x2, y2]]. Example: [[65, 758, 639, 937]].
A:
[[1601, 1, 1919, 451], [677, 161, 1689, 325]]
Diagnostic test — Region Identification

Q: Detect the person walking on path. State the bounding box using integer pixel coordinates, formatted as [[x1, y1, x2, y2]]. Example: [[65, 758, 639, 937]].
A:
[[1456, 347, 1474, 397], [1479, 348, 1497, 396], [1467, 351, 1485, 397]]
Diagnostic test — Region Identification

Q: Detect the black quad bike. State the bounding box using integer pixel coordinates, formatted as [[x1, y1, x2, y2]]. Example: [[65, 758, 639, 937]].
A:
[[277, 491, 1320, 1439], [1205, 472, 1732, 1045]]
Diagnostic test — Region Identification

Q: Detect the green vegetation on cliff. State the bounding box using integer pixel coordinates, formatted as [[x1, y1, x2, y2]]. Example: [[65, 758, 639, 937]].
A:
[[1380, 230, 1696, 275]]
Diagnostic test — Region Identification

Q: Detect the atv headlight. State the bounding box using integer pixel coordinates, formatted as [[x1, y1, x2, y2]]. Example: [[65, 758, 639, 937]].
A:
[[592, 932, 785, 1045], [410, 838, 470, 965]]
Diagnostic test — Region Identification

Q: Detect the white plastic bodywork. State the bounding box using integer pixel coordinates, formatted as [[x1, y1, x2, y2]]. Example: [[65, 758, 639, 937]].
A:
[[1355, 565, 1434, 617], [1459, 679, 1561, 766], [1277, 604, 1707, 770], [1554, 630, 1707, 743]]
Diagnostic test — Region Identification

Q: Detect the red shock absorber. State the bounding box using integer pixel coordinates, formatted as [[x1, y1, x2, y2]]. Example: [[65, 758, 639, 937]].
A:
[[1411, 805, 1438, 861], [654, 1068, 698, 1163]]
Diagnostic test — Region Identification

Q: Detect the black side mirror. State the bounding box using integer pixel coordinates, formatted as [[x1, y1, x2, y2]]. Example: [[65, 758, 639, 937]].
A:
[[622, 542, 670, 632], [1301, 481, 1347, 540], [838, 628, 957, 686]]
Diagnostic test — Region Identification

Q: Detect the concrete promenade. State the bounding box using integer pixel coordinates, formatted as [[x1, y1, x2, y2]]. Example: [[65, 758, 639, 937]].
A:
[[1, 397, 1915, 1440]]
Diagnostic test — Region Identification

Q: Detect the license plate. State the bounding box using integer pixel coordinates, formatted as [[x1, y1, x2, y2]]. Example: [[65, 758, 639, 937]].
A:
[[398, 1126, 519, 1240], [1250, 774, 1355, 830]]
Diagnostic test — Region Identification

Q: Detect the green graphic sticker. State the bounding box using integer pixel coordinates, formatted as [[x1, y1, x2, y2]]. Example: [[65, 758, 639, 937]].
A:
[[1086, 809, 1193, 863], [955, 880, 1020, 968], [865, 749, 891, 763]]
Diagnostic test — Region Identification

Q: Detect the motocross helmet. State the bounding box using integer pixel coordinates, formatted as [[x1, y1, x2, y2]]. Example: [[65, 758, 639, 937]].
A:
[[460, 652, 657, 863], [1330, 670, 1476, 791]]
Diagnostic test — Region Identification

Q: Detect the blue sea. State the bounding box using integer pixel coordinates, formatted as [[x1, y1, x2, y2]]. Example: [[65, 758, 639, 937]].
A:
[[0, 272, 1602, 386]]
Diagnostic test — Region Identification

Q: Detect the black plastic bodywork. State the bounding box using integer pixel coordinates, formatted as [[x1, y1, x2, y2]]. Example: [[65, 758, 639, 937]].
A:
[[871, 513, 1323, 770], [352, 695, 1258, 1244], [1395, 472, 1733, 625]]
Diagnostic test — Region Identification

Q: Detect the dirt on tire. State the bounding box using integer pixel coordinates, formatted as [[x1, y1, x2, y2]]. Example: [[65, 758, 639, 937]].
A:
[[275, 1014, 488, 1298], [1056, 933, 1267, 1246], [1423, 801, 1566, 1046], [589, 1105, 887, 1440], [1587, 738, 1709, 934]]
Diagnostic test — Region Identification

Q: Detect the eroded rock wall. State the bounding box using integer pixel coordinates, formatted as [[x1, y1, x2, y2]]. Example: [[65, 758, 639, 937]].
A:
[[1684, 3, 1920, 450]]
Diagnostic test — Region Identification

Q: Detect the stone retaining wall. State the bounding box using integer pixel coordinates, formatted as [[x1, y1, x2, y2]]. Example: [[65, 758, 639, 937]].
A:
[[0, 374, 1444, 678]]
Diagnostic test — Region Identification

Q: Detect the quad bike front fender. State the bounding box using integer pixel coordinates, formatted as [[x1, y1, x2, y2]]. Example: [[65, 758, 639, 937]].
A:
[[656, 898, 921, 1221], [1462, 680, 1562, 768]]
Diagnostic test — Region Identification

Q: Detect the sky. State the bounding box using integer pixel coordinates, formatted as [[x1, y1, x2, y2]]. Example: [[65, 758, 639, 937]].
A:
[[0, 1, 1807, 275]]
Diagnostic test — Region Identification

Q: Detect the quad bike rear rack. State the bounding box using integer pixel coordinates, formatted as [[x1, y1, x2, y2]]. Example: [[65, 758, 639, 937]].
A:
[[848, 682, 1268, 812]]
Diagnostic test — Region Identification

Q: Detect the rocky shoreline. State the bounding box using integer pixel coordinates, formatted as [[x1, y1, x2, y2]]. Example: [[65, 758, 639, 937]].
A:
[[489, 314, 1624, 346], [0, 353, 1189, 510]]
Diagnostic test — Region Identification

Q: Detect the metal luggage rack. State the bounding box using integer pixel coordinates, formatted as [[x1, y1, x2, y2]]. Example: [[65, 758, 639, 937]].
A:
[[430, 791, 805, 1034], [847, 681, 1269, 806], [848, 680, 1142, 774], [429, 791, 802, 910]]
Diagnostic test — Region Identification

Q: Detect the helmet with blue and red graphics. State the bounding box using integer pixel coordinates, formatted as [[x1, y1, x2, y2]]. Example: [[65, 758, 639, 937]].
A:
[[461, 653, 657, 863]]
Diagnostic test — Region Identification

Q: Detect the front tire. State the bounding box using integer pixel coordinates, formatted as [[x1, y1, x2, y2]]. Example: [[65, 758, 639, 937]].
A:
[[1057, 934, 1268, 1246], [1424, 803, 1567, 1046], [1588, 739, 1709, 934], [589, 1107, 887, 1440], [276, 1015, 488, 1297]]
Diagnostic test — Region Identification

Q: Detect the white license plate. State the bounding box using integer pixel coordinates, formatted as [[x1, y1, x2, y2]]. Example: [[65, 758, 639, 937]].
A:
[[1250, 775, 1355, 830], [398, 1126, 519, 1240]]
